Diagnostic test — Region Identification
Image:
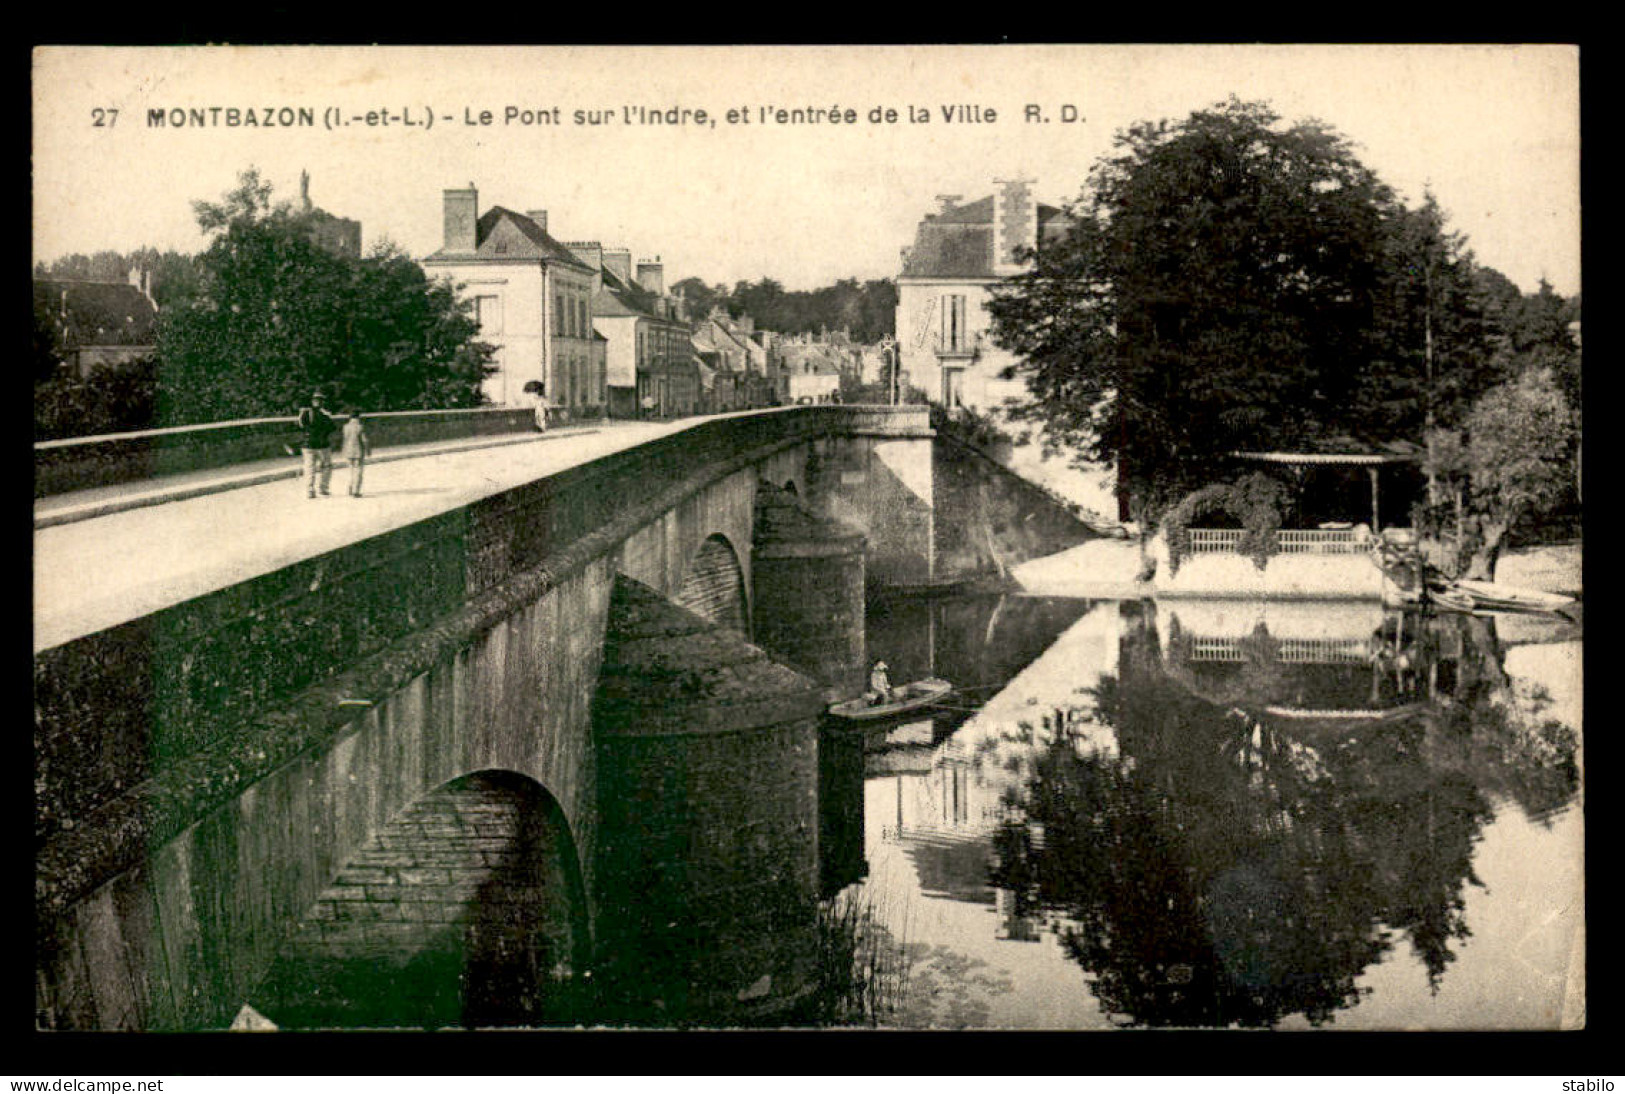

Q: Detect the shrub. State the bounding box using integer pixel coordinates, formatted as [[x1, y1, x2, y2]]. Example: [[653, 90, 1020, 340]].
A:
[[1162, 472, 1290, 575], [34, 357, 160, 440]]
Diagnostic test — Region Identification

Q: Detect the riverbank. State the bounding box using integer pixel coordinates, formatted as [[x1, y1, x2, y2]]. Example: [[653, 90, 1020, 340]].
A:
[[1010, 538, 1146, 599], [1496, 542, 1582, 597]]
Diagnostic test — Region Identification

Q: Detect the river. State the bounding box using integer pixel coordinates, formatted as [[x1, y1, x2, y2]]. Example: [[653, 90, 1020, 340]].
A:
[[829, 592, 1583, 1030]]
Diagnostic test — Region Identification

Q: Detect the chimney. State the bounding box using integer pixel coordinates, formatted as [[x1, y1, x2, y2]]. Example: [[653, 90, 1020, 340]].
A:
[[602, 248, 633, 286], [526, 209, 549, 234], [443, 185, 479, 253], [636, 257, 664, 298], [565, 241, 604, 293], [992, 177, 1037, 275], [935, 194, 963, 214]]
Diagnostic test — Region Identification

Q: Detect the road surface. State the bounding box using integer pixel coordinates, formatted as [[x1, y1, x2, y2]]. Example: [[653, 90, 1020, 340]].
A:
[[34, 419, 701, 653]]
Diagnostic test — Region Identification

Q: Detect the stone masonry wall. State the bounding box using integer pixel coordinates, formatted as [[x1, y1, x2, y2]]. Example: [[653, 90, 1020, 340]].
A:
[[247, 773, 586, 1029], [591, 576, 825, 1025], [751, 482, 868, 701], [806, 429, 935, 589], [932, 432, 1100, 581], [35, 409, 870, 857], [35, 558, 611, 1032]]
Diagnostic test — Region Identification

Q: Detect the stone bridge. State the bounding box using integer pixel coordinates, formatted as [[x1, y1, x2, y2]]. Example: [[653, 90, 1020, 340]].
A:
[[34, 405, 1096, 1029]]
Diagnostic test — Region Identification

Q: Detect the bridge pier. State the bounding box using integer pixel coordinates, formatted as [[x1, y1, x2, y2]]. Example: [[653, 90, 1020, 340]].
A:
[[750, 481, 868, 702], [590, 576, 825, 1025], [805, 425, 936, 591]]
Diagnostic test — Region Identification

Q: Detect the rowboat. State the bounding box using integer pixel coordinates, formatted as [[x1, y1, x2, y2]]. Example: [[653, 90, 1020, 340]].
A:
[[1383, 584, 1477, 612], [828, 677, 954, 721], [1263, 702, 1428, 723], [1454, 580, 1577, 615]]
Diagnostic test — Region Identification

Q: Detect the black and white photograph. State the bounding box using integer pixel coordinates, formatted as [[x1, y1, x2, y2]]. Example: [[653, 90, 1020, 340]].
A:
[[30, 44, 1582, 1039]]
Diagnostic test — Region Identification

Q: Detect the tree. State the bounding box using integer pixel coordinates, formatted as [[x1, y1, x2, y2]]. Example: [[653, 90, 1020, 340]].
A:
[[1425, 368, 1575, 580], [670, 276, 728, 323], [36, 248, 201, 306], [1360, 194, 1500, 442], [153, 168, 492, 425], [987, 98, 1408, 527]]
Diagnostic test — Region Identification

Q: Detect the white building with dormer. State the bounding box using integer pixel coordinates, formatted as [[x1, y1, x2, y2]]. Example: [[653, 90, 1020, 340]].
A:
[[894, 179, 1073, 412], [421, 185, 598, 408]]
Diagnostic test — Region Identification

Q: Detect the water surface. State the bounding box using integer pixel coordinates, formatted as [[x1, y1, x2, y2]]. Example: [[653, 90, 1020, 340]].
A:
[[843, 594, 1582, 1030]]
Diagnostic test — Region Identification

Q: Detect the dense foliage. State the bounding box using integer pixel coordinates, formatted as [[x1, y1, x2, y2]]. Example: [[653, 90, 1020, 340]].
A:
[[35, 168, 494, 437], [985, 97, 1578, 545], [32, 356, 160, 440], [34, 248, 203, 309], [1421, 368, 1576, 579], [155, 171, 492, 424], [987, 99, 1407, 525], [1161, 472, 1290, 574]]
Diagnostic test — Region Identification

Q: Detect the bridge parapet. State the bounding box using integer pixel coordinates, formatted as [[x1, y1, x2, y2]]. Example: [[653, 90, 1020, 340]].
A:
[[34, 406, 540, 499]]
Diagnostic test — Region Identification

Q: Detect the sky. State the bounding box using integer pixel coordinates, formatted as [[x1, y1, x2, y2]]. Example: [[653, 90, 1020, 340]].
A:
[[33, 45, 1580, 296]]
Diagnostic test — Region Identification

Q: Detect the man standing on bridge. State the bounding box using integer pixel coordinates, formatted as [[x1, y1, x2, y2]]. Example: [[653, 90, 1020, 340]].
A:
[[296, 391, 338, 498]]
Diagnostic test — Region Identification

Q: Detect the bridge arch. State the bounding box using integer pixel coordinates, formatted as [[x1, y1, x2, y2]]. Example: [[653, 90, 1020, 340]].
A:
[[674, 533, 749, 636], [241, 769, 589, 1030]]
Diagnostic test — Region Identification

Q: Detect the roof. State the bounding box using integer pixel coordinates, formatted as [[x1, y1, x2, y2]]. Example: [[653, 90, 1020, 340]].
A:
[[423, 206, 593, 270], [898, 195, 1072, 279], [780, 344, 843, 375], [902, 226, 997, 279], [34, 279, 158, 348], [1233, 436, 1424, 465], [704, 318, 752, 355], [594, 265, 680, 323], [591, 289, 642, 318]]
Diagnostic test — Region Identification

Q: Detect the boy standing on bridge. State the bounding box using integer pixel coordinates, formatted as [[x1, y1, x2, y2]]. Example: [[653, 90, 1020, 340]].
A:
[[296, 391, 338, 498], [340, 407, 371, 497]]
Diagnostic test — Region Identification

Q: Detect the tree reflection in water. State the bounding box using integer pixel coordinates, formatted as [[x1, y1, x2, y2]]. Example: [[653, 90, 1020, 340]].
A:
[[988, 601, 1578, 1028]]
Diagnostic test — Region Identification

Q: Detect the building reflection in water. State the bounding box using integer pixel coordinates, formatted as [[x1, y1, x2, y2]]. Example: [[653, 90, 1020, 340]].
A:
[[855, 594, 1581, 1029]]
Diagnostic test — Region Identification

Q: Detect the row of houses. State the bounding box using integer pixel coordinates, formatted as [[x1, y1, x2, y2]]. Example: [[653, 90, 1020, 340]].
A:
[[420, 184, 883, 420], [38, 172, 1013, 420]]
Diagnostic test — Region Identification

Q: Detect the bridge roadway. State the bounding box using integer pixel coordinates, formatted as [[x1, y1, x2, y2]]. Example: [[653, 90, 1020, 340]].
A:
[[34, 417, 706, 654]]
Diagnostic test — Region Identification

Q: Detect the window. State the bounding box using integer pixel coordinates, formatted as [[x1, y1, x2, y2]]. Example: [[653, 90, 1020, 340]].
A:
[[473, 294, 503, 335], [942, 294, 967, 352]]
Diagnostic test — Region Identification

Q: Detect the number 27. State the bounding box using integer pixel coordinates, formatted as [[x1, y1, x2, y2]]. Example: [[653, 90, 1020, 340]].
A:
[[92, 108, 118, 126]]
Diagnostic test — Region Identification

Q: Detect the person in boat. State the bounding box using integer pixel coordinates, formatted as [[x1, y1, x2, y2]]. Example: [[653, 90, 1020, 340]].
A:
[[867, 661, 893, 706]]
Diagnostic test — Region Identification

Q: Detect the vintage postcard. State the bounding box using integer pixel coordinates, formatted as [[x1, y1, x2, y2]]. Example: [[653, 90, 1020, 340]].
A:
[[31, 45, 1581, 1040]]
